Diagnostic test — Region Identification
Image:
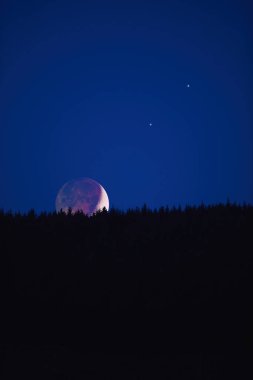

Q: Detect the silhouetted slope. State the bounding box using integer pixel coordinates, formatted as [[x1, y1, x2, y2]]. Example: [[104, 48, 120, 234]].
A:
[[0, 205, 253, 378]]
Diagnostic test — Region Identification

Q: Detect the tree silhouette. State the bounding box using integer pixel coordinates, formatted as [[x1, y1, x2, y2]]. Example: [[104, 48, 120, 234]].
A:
[[0, 203, 252, 370]]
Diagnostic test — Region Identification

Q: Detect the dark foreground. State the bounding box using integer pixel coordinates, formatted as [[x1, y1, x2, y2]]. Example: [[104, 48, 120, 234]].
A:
[[1, 205, 253, 378]]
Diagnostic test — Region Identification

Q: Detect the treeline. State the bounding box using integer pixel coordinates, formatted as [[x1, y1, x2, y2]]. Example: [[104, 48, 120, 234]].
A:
[[1, 203, 252, 273], [0, 204, 253, 354]]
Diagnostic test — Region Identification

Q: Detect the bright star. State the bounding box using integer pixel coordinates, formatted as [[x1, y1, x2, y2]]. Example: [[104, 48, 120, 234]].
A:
[[187, 84, 190, 88], [149, 122, 152, 127]]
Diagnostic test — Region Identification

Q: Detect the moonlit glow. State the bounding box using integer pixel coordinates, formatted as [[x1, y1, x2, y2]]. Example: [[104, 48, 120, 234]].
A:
[[55, 177, 109, 215]]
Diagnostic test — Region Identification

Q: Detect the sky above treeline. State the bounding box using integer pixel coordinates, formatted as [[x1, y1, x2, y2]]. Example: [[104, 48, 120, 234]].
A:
[[0, 0, 252, 212]]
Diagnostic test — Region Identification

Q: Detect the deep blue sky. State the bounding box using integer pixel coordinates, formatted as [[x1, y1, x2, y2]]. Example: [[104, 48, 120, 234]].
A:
[[1, 0, 252, 212]]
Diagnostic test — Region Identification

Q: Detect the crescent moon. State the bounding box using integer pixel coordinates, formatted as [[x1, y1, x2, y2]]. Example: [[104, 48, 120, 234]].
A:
[[55, 177, 109, 215], [97, 184, 109, 212]]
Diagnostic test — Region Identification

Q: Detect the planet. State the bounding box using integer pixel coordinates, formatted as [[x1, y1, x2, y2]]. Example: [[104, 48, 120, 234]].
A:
[[55, 177, 109, 215]]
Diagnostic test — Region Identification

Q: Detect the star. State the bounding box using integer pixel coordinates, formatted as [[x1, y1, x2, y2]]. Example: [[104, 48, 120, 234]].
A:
[[186, 83, 190, 88], [149, 122, 153, 127]]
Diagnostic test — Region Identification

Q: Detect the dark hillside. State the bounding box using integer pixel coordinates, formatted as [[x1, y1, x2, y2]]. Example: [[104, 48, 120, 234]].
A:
[[1, 205, 253, 378]]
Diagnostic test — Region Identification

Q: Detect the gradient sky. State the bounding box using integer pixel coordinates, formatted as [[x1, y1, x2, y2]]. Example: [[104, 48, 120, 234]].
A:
[[1, 0, 252, 212]]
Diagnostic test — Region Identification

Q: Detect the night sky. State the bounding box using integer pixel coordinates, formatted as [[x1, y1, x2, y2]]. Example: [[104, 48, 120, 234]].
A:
[[1, 0, 252, 213]]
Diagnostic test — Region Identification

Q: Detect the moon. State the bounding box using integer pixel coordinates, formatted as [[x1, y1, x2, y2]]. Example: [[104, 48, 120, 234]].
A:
[[55, 177, 109, 215]]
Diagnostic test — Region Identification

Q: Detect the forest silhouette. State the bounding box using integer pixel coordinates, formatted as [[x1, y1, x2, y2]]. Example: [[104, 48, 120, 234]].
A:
[[1, 204, 253, 378]]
